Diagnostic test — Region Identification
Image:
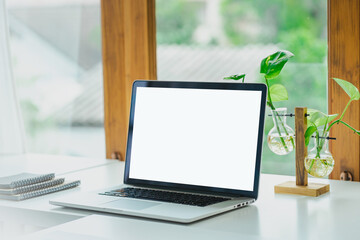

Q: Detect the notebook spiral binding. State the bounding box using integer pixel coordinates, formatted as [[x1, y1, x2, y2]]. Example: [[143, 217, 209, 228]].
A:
[[18, 180, 81, 200], [11, 173, 55, 188], [14, 178, 65, 194]]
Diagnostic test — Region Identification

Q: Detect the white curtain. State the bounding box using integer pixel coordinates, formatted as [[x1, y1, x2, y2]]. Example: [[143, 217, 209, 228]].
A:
[[0, 0, 25, 155]]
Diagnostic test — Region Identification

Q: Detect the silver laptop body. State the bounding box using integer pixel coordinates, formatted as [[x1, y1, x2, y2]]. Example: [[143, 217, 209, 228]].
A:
[[50, 80, 267, 223]]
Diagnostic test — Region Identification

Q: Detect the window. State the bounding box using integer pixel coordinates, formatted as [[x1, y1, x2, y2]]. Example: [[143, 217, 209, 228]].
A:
[[8, 0, 105, 158], [156, 0, 327, 175]]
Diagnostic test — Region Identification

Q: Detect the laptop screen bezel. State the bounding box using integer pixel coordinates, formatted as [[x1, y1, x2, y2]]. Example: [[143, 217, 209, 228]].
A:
[[123, 80, 267, 199]]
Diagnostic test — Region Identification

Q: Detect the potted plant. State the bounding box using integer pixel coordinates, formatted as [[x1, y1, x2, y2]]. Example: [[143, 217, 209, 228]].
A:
[[304, 78, 360, 177], [225, 50, 295, 155]]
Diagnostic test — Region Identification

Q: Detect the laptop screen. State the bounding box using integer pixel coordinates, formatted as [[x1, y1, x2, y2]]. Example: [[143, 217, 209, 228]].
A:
[[125, 81, 266, 198]]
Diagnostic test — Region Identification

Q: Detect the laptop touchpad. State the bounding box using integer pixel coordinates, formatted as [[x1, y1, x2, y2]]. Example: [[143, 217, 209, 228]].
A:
[[101, 199, 160, 211]]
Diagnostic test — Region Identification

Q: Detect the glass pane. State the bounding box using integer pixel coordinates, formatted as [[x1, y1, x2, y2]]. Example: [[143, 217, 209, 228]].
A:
[[0, 0, 25, 155], [156, 0, 327, 175], [7, 0, 105, 158]]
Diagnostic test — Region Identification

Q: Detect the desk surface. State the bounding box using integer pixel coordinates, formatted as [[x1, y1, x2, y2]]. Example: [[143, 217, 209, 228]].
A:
[[0, 154, 359, 240]]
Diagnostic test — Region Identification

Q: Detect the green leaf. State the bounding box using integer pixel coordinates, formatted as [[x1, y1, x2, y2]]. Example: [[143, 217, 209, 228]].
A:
[[307, 109, 338, 127], [307, 109, 324, 126], [305, 126, 317, 146], [311, 113, 337, 127], [306, 109, 319, 120], [315, 113, 338, 127], [333, 78, 360, 100], [224, 74, 246, 82], [269, 84, 288, 102], [260, 50, 294, 79]]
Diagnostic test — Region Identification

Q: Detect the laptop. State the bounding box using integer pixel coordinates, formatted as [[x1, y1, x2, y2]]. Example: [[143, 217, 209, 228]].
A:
[[50, 80, 267, 223]]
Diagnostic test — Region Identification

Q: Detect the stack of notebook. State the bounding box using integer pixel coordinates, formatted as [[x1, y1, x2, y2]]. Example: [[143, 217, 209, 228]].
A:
[[0, 172, 80, 200]]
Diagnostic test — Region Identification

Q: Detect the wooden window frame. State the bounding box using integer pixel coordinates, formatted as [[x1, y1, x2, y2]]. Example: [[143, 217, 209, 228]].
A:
[[328, 0, 360, 181], [101, 0, 360, 181], [101, 0, 156, 160]]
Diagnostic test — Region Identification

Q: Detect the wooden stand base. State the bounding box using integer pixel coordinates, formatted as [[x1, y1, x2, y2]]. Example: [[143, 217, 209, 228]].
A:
[[274, 181, 330, 197]]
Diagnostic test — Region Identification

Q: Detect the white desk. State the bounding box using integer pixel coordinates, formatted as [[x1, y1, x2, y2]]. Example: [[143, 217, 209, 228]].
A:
[[0, 154, 359, 240], [0, 154, 119, 238]]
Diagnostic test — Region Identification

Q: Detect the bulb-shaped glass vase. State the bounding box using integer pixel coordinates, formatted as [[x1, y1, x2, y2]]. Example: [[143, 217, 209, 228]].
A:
[[267, 108, 295, 155], [305, 130, 334, 178]]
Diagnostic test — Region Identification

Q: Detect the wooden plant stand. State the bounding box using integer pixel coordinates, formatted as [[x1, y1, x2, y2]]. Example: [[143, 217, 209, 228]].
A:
[[274, 107, 330, 197]]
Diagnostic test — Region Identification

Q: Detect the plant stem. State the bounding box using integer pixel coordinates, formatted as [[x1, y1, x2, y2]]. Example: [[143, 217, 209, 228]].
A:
[[339, 121, 360, 135], [316, 120, 329, 158], [327, 99, 352, 132], [315, 131, 321, 158], [265, 77, 289, 151], [327, 118, 360, 135], [265, 77, 295, 151], [309, 159, 315, 171], [339, 99, 352, 121], [309, 130, 321, 173], [265, 77, 273, 107], [274, 112, 289, 150]]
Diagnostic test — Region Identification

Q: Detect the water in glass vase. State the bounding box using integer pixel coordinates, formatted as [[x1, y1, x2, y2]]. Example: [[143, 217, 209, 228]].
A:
[[267, 108, 295, 155], [305, 131, 335, 178], [305, 155, 334, 178], [267, 133, 295, 155]]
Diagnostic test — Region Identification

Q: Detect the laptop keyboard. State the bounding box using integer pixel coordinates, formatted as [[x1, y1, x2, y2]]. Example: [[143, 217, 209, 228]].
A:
[[99, 187, 231, 207]]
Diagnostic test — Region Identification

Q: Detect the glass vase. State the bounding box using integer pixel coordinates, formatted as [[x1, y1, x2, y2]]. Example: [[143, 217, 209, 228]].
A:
[[267, 108, 295, 155], [305, 130, 334, 178]]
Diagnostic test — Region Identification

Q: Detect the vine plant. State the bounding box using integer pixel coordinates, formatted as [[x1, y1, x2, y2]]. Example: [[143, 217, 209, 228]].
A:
[[225, 50, 295, 152], [304, 78, 360, 171]]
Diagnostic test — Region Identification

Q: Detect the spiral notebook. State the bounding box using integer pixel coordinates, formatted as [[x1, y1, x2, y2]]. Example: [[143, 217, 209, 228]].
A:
[[0, 172, 55, 189], [0, 180, 81, 201], [0, 178, 65, 195]]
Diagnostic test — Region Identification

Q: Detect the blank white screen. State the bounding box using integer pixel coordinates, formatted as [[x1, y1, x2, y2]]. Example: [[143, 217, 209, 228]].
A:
[[129, 87, 262, 191]]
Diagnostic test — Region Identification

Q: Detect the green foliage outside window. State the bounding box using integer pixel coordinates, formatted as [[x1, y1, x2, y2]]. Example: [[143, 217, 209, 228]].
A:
[[156, 0, 328, 176], [156, 0, 200, 45], [220, 0, 327, 63]]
